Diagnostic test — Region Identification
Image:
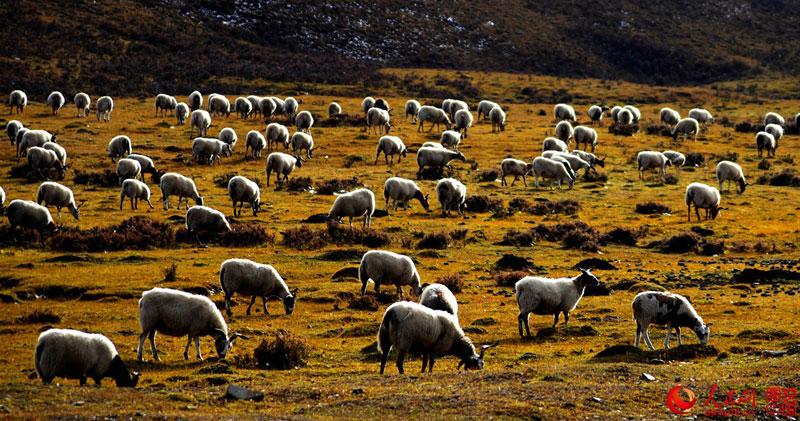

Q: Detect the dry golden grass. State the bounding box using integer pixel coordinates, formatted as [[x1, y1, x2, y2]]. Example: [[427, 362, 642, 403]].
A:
[[0, 73, 799, 418]]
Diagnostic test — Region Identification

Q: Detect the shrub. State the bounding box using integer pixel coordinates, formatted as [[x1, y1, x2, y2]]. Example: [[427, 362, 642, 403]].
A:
[[281, 226, 327, 250], [465, 195, 504, 213], [651, 232, 701, 253], [757, 159, 771, 170], [532, 199, 581, 215], [162, 263, 177, 282], [9, 164, 34, 181], [49, 217, 175, 252], [252, 330, 309, 370], [494, 271, 529, 287], [685, 153, 704, 167], [317, 114, 365, 128], [608, 122, 639, 136], [698, 238, 725, 256], [348, 295, 379, 311], [73, 169, 118, 188], [16, 309, 61, 324], [635, 202, 671, 214], [757, 169, 800, 186], [449, 229, 468, 242], [417, 232, 449, 249], [644, 124, 671, 136], [327, 223, 390, 248], [734, 121, 764, 133], [663, 173, 679, 185], [477, 168, 500, 182], [278, 176, 312, 192], [713, 152, 738, 163], [218, 223, 275, 247], [499, 229, 537, 247], [583, 170, 608, 183], [213, 172, 236, 188], [316, 177, 361, 195], [435, 273, 464, 293], [342, 155, 365, 168], [601, 227, 640, 246]]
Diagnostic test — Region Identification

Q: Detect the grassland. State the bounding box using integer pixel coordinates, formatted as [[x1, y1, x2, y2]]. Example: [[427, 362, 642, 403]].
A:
[[0, 72, 799, 419]]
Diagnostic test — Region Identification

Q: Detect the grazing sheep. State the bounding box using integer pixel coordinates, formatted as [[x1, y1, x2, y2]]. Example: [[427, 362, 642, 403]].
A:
[[383, 177, 429, 212], [220, 258, 297, 317], [662, 150, 686, 179], [587, 105, 608, 125], [416, 106, 452, 132], [419, 283, 458, 318], [555, 121, 574, 143], [571, 150, 605, 169], [440, 130, 461, 150], [421, 141, 445, 149], [328, 102, 342, 117], [175, 102, 190, 125], [107, 135, 132, 163], [716, 160, 747, 194], [46, 91, 65, 115], [116, 158, 142, 185], [284, 97, 299, 118], [186, 205, 231, 245], [688, 108, 713, 128], [542, 137, 568, 153], [155, 94, 177, 117], [515, 269, 599, 337], [9, 90, 27, 114], [610, 105, 622, 122], [14, 128, 30, 149], [218, 127, 238, 148], [270, 97, 286, 115], [360, 250, 422, 297], [416, 146, 466, 176], [671, 117, 700, 141], [127, 153, 158, 181], [189, 110, 211, 138], [478, 100, 500, 120], [228, 176, 261, 217], [617, 108, 634, 125], [74, 93, 90, 117], [764, 112, 784, 126], [453, 109, 473, 138], [266, 123, 289, 151], [289, 132, 314, 159], [37, 181, 81, 220], [5, 199, 57, 243], [159, 172, 203, 210], [374, 98, 390, 112], [500, 158, 533, 187], [542, 151, 590, 176], [685, 182, 722, 222], [637, 151, 672, 181], [120, 179, 154, 210], [377, 301, 495, 374], [623, 105, 641, 123], [234, 97, 252, 119], [188, 91, 203, 111], [532, 156, 574, 190], [17, 130, 55, 157], [573, 126, 597, 152], [6, 119, 22, 144], [632, 291, 709, 350], [42, 141, 67, 168], [490, 106, 506, 133], [765, 123, 784, 146], [265, 152, 302, 186], [367, 107, 391, 135], [442, 99, 455, 116], [35, 329, 139, 387], [361, 96, 375, 116], [375, 136, 407, 165], [191, 137, 232, 165], [448, 100, 468, 122], [208, 94, 231, 117], [553, 103, 576, 122], [328, 188, 375, 227], [96, 96, 113, 122], [260, 97, 277, 120], [27, 147, 66, 180], [295, 110, 314, 134], [245, 130, 267, 159], [436, 178, 467, 216], [405, 100, 421, 123], [247, 96, 263, 118], [137, 288, 245, 361], [660, 107, 681, 127], [756, 131, 776, 157]]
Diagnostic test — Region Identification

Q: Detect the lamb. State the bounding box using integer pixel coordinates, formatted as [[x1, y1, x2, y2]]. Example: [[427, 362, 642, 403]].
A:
[[571, 150, 605, 169], [756, 131, 776, 157], [374, 98, 390, 112], [46, 91, 65, 115], [234, 97, 252, 119], [220, 258, 297, 317], [218, 127, 238, 147], [159, 172, 203, 210], [671, 117, 700, 141], [478, 100, 500, 120], [27, 147, 66, 180], [440, 130, 461, 150], [245, 130, 267, 159], [632, 291, 709, 350], [186, 205, 232, 245], [175, 102, 190, 125], [74, 92, 90, 117], [265, 152, 302, 186], [532, 156, 574, 190], [617, 108, 634, 125], [191, 137, 232, 165], [448, 100, 468, 121], [553, 103, 576, 122], [284, 97, 299, 118], [587, 105, 609, 125], [405, 99, 421, 123], [500, 158, 533, 187], [5, 199, 57, 244], [189, 110, 212, 138], [685, 182, 722, 222], [416, 106, 452, 132], [555, 120, 574, 143], [17, 130, 55, 157], [260, 97, 277, 120], [107, 135, 132, 162], [137, 287, 245, 361], [35, 329, 139, 387], [328, 102, 342, 117], [289, 132, 314, 159], [42, 142, 67, 168], [188, 90, 203, 111], [116, 158, 142, 185], [419, 283, 458, 318], [416, 146, 466, 176], [6, 119, 22, 144], [119, 179, 154, 210], [126, 153, 159, 181], [716, 160, 747, 194], [515, 269, 599, 337], [436, 178, 467, 216], [764, 112, 784, 126], [662, 150, 686, 179], [542, 137, 568, 153], [573, 126, 598, 152], [637, 151, 672, 181], [765, 123, 784, 146], [96, 96, 114, 122], [36, 181, 81, 221], [208, 94, 231, 117], [367, 107, 391, 135], [688, 108, 713, 128], [377, 301, 495, 374], [155, 94, 177, 117], [490, 106, 506, 133], [328, 188, 375, 227], [228, 175, 261, 217], [660, 107, 681, 127], [361, 96, 375, 116], [9, 90, 27, 114], [542, 151, 591, 176], [266, 123, 289, 151], [382, 177, 429, 212], [295, 110, 314, 134], [623, 105, 641, 123], [454, 109, 473, 138], [360, 250, 422, 298], [375, 136, 407, 165]]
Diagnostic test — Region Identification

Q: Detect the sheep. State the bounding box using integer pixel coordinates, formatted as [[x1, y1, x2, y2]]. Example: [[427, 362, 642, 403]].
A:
[[175, 102, 190, 125], [360, 250, 421, 298], [191, 137, 232, 165], [137, 287, 246, 361], [542, 151, 591, 176], [383, 177, 429, 212], [453, 109, 473, 138], [688, 108, 713, 128], [416, 106, 452, 132], [155, 94, 177, 117], [765, 123, 784, 146], [419, 283, 458, 317], [127, 153, 159, 181], [377, 301, 496, 374], [623, 105, 641, 123], [35, 329, 139, 387], [186, 205, 231, 245], [587, 105, 609, 125], [289, 132, 314, 159], [74, 92, 90, 117], [555, 121, 574, 143], [266, 152, 303, 186], [764, 112, 784, 126], [436, 178, 467, 216], [266, 123, 289, 151], [96, 96, 113, 122], [515, 268, 599, 337], [247, 96, 263, 118], [328, 102, 342, 117], [295, 110, 314, 134], [36, 181, 81, 221], [6, 119, 22, 144], [374, 98, 390, 112], [405, 99, 421, 123], [27, 147, 66, 180], [662, 150, 686, 179], [553, 103, 576, 122], [478, 100, 500, 120], [500, 158, 533, 187], [685, 182, 722, 222], [9, 90, 27, 114], [17, 129, 55, 157], [632, 291, 709, 350], [120, 179, 154, 210], [218, 127, 238, 148], [573, 125, 597, 152], [0, 186, 5, 216], [442, 99, 454, 116], [189, 110, 212, 138], [795, 112, 800, 129], [716, 160, 747, 194], [610, 105, 622, 122], [159, 172, 203, 210], [571, 150, 605, 169], [116, 158, 142, 185], [542, 137, 568, 153], [234, 97, 253, 119], [5, 199, 57, 244], [367, 107, 391, 134], [660, 107, 681, 127], [188, 90, 203, 111], [421, 141, 445, 149], [228, 176, 261, 217], [270, 97, 286, 115], [245, 130, 267, 159], [46, 91, 65, 115], [448, 100, 468, 122], [490, 106, 506, 133], [671, 117, 700, 141], [220, 258, 298, 317], [617, 108, 634, 125], [532, 156, 574, 190], [107, 135, 132, 163], [440, 130, 461, 150], [416, 147, 466, 176], [208, 94, 231, 117], [43, 141, 67, 168], [756, 131, 776, 157], [636, 151, 672, 182], [259, 97, 277, 121], [284, 97, 299, 118], [329, 188, 375, 227], [361, 96, 375, 116], [375, 136, 407, 165]]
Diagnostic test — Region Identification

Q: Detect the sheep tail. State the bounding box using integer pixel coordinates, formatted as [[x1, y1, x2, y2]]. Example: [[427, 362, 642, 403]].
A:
[[34, 341, 45, 379], [219, 267, 227, 296], [685, 189, 695, 207], [377, 307, 395, 354]]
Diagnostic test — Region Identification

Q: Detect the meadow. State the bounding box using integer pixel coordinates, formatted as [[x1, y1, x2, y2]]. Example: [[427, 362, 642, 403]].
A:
[[0, 70, 799, 419]]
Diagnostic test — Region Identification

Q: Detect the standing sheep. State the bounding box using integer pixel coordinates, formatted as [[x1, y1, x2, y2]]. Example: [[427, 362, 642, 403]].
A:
[[573, 126, 598, 152], [685, 182, 722, 222], [571, 150, 605, 169], [532, 156, 574, 190], [662, 150, 686, 179], [623, 105, 641, 123], [617, 108, 634, 125], [490, 106, 506, 133], [688, 108, 713, 129], [367, 107, 391, 134], [436, 178, 467, 216], [416, 106, 451, 132], [448, 100, 468, 122], [36, 181, 81, 221], [765, 123, 784, 146], [218, 127, 238, 148], [228, 176, 261, 217], [500, 158, 533, 187], [756, 131, 776, 157], [0, 186, 5, 216], [289, 132, 315, 159], [541, 151, 590, 177], [175, 102, 190, 125], [328, 102, 342, 117], [120, 179, 154, 210], [186, 205, 231, 245], [188, 91, 203, 111], [245, 130, 267, 159], [374, 98, 390, 112], [259, 97, 277, 121], [416, 146, 466, 176], [360, 250, 422, 298], [328, 188, 375, 227], [478, 100, 500, 120], [361, 96, 375, 117], [716, 161, 747, 194], [660, 107, 681, 128], [405, 100, 421, 123], [375, 136, 407, 165], [515, 269, 599, 337], [265, 152, 302, 186], [17, 130, 55, 157], [220, 258, 297, 317], [266, 123, 289, 151], [96, 96, 114, 122], [440, 130, 461, 150], [637, 151, 672, 182], [632, 291, 709, 350], [672, 118, 700, 141], [542, 137, 568, 153], [284, 97, 299, 118], [454, 109, 473, 138], [74, 93, 90, 117], [247, 96, 263, 118], [6, 119, 22, 145], [295, 110, 314, 134], [9, 90, 27, 114], [555, 121, 574, 143], [208, 94, 231, 117], [43, 142, 67, 169], [27, 147, 66, 180], [587, 105, 608, 125], [553, 103, 576, 122], [107, 135, 132, 163], [127, 153, 159, 182], [160, 172, 203, 210], [419, 283, 458, 318], [382, 177, 429, 212], [155, 94, 177, 117], [191, 137, 232, 165], [116, 158, 142, 185], [46, 91, 65, 115], [764, 112, 784, 126], [234, 97, 252, 119], [5, 199, 57, 244]]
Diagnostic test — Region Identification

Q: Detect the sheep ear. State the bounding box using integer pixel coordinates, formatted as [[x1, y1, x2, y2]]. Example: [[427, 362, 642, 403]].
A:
[[479, 341, 499, 358], [291, 288, 299, 297], [457, 360, 465, 370]]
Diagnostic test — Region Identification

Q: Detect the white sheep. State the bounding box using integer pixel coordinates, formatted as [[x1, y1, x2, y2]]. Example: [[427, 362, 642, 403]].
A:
[[188, 90, 203, 111], [14, 128, 30, 149], [74, 92, 90, 117], [265, 152, 302, 186], [542, 137, 568, 153], [155, 94, 177, 117], [448, 100, 468, 121], [284, 97, 299, 118], [43, 141, 67, 169], [260, 97, 277, 120], [637, 151, 672, 181], [220, 258, 297, 317], [382, 177, 429, 212], [553, 103, 576, 122], [436, 178, 467, 216], [120, 179, 154, 210], [247, 96, 263, 118], [532, 156, 573, 190], [46, 91, 65, 115], [208, 94, 231, 117], [454, 109, 473, 138], [295, 110, 314, 134], [688, 108, 713, 128], [416, 145, 466, 176], [419, 283, 458, 318], [116, 158, 142, 185], [328, 102, 342, 117], [126, 153, 159, 181], [270, 97, 286, 115], [490, 106, 506, 133], [175, 102, 190, 125], [442, 99, 454, 116], [375, 136, 407, 165], [515, 269, 599, 337], [610, 105, 622, 122], [478, 100, 500, 120], [500, 158, 533, 187], [587, 105, 608, 125], [329, 188, 375, 227], [660, 107, 681, 127], [27, 147, 65, 180], [421, 141, 445, 148], [765, 123, 784, 146], [5, 199, 56, 243], [36, 181, 81, 221], [440, 130, 462, 150], [685, 182, 721, 222], [245, 130, 267, 159], [360, 250, 422, 297], [9, 90, 27, 114], [191, 137, 232, 165], [374, 98, 390, 112], [17, 130, 55, 157], [632, 291, 709, 350], [716, 161, 747, 194], [96, 96, 114, 122], [573, 126, 597, 152], [6, 119, 22, 145], [367, 107, 391, 134], [107, 135, 132, 163], [361, 96, 375, 116], [756, 131, 776, 157], [662, 150, 686, 179], [416, 106, 452, 132], [764, 112, 784, 126], [137, 288, 245, 361], [234, 97, 252, 119], [671, 117, 700, 141], [159, 172, 203, 210], [405, 99, 421, 123], [617, 108, 634, 125], [623, 105, 641, 123], [555, 120, 574, 143], [289, 132, 314, 159], [266, 123, 289, 151], [35, 328, 139, 387], [542, 151, 591, 176], [571, 150, 605, 169], [186, 205, 231, 245], [228, 175, 261, 217], [217, 127, 238, 149]]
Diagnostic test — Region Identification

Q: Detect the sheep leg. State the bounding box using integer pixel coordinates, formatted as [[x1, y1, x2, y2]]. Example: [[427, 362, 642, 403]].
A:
[[246, 296, 257, 315], [522, 175, 528, 187], [552, 313, 560, 328], [261, 296, 269, 315], [133, 198, 138, 210], [642, 327, 656, 351], [137, 331, 148, 361], [562, 311, 569, 325], [148, 331, 160, 361], [634, 323, 641, 348], [183, 336, 192, 360], [664, 329, 671, 349], [195, 336, 203, 360], [120, 195, 125, 210], [224, 292, 233, 317], [676, 327, 682, 346], [80, 375, 87, 386], [396, 350, 406, 374], [517, 312, 529, 338], [379, 347, 390, 374], [687, 204, 692, 222], [511, 176, 517, 186], [501, 175, 507, 186], [146, 198, 154, 209], [695, 207, 702, 222], [421, 354, 428, 373], [427, 357, 435, 372]]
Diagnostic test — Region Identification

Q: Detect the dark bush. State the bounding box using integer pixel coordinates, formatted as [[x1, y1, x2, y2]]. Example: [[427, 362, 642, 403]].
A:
[[663, 173, 679, 185], [9, 164, 34, 181], [494, 271, 529, 287], [49, 217, 175, 252], [279, 176, 312, 192], [342, 155, 365, 168], [757, 169, 800, 186], [477, 168, 500, 182], [465, 195, 504, 213], [416, 166, 448, 180], [507, 198, 533, 213], [435, 273, 464, 293], [531, 199, 581, 215], [562, 230, 600, 252], [651, 232, 701, 253], [417, 232, 449, 249], [583, 170, 608, 183], [698, 238, 725, 256], [493, 254, 537, 271], [16, 309, 61, 324], [213, 172, 236, 188], [348, 295, 380, 311], [685, 153, 704, 167], [281, 226, 327, 250], [163, 263, 177, 282], [318, 114, 365, 128], [635, 202, 672, 214], [499, 230, 537, 247], [316, 177, 362, 195], [601, 227, 640, 246], [734, 121, 764, 133], [757, 159, 771, 170], [713, 152, 738, 163], [644, 124, 671, 136], [73, 169, 118, 188], [449, 229, 468, 242], [608, 122, 639, 136], [252, 330, 309, 370], [218, 223, 275, 247], [327, 223, 389, 248]]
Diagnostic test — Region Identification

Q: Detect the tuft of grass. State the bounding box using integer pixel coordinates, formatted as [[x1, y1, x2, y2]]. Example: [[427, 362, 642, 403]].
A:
[[348, 295, 379, 311], [757, 169, 800, 186], [50, 217, 175, 252], [435, 273, 464, 293], [281, 226, 328, 250], [250, 330, 310, 370], [316, 177, 362, 195], [417, 232, 449, 249], [16, 310, 61, 324], [635, 202, 672, 214], [162, 263, 177, 282], [73, 169, 118, 188], [464, 195, 504, 213], [494, 271, 529, 287]]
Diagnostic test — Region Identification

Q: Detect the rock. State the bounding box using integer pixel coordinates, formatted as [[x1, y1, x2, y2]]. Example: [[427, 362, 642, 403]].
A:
[[590, 397, 603, 403], [197, 363, 233, 375], [640, 373, 656, 382], [573, 258, 617, 270], [493, 254, 534, 271], [352, 388, 364, 395], [225, 385, 264, 402], [761, 350, 787, 358], [648, 359, 665, 365]]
